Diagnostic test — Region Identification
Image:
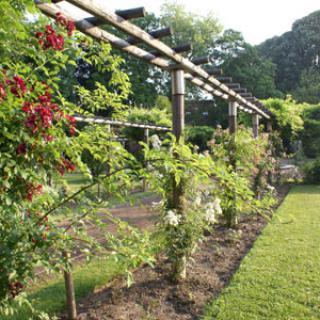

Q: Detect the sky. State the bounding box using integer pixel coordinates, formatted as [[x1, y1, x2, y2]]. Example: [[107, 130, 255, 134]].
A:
[[61, 0, 320, 44]]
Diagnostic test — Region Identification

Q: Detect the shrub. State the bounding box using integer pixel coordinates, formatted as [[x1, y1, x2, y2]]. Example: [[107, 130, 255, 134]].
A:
[[185, 126, 215, 151], [303, 158, 320, 184], [123, 107, 171, 141], [302, 104, 320, 158]]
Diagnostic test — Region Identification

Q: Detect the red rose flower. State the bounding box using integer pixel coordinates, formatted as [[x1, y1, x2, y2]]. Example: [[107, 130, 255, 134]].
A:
[[67, 20, 75, 36], [17, 143, 27, 155]]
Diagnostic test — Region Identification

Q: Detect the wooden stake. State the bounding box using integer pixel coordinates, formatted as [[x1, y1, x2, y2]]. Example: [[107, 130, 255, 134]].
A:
[[63, 252, 77, 320], [228, 101, 237, 134], [252, 113, 259, 138]]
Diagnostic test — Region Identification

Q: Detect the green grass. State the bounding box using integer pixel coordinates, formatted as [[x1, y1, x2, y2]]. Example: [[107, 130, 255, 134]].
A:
[[203, 185, 320, 320], [7, 232, 162, 320], [7, 257, 123, 320]]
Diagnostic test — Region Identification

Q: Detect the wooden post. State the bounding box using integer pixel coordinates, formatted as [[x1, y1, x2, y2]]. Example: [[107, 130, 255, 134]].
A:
[[228, 101, 237, 134], [63, 252, 77, 320], [252, 113, 259, 138], [142, 128, 149, 192], [172, 69, 185, 141], [171, 68, 187, 281], [266, 120, 272, 133]]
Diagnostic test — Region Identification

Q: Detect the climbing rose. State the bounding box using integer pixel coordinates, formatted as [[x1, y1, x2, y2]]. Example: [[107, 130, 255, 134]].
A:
[[163, 210, 180, 226], [0, 83, 6, 100], [17, 143, 27, 155]]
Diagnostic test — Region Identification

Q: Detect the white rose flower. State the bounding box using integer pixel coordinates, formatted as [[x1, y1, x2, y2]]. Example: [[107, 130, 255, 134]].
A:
[[267, 184, 275, 192], [150, 134, 162, 150], [204, 207, 216, 224], [163, 210, 180, 226], [194, 195, 202, 206], [213, 198, 222, 215]]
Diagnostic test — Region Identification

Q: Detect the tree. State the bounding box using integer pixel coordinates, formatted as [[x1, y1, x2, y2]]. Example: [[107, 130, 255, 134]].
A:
[[293, 67, 320, 104], [258, 10, 320, 98], [214, 30, 282, 99]]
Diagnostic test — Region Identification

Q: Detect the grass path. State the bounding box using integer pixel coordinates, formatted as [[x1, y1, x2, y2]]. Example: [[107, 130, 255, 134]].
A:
[[204, 185, 320, 320]]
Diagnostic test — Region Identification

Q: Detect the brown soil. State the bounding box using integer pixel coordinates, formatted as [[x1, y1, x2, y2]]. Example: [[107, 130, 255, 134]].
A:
[[62, 185, 289, 320]]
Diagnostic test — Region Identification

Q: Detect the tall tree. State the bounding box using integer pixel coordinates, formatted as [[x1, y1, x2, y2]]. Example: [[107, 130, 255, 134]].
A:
[[217, 31, 282, 99], [258, 10, 320, 101]]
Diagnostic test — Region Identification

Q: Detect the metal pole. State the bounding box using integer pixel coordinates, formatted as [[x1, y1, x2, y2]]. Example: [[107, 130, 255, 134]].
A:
[[228, 101, 237, 134], [252, 113, 259, 138]]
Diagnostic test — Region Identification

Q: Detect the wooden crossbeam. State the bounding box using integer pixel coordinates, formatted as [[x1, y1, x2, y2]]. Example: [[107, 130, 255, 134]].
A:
[[240, 93, 252, 98], [216, 76, 232, 83], [127, 27, 172, 45], [149, 43, 192, 57], [227, 83, 241, 89], [191, 56, 210, 65], [74, 115, 171, 131], [116, 7, 146, 20], [206, 68, 223, 76], [234, 88, 247, 93]]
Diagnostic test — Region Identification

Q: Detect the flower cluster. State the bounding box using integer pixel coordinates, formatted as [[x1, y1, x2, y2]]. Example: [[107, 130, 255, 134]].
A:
[[35, 12, 75, 51], [150, 134, 162, 150], [204, 198, 222, 224], [8, 281, 24, 299], [163, 209, 180, 226], [56, 158, 76, 176], [26, 183, 43, 202]]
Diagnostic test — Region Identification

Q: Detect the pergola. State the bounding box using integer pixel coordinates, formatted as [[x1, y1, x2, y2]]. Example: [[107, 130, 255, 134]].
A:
[[36, 0, 272, 142]]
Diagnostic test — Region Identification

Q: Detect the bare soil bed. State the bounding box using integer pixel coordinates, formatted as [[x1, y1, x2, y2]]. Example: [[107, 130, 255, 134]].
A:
[[62, 185, 289, 320]]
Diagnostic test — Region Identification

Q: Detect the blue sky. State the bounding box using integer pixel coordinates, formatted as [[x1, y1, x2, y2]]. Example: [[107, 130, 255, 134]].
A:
[[60, 0, 319, 44]]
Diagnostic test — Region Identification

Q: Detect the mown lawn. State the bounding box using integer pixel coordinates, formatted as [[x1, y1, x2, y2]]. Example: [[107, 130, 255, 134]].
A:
[[204, 185, 320, 320]]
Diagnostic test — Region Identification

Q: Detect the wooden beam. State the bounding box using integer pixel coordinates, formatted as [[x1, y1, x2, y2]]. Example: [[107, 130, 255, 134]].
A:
[[234, 88, 247, 93], [61, 0, 270, 118], [127, 27, 172, 45], [207, 68, 223, 76], [115, 7, 146, 20], [149, 43, 192, 57], [74, 115, 171, 131], [227, 83, 241, 89], [240, 93, 252, 98], [216, 76, 232, 83], [191, 56, 210, 66]]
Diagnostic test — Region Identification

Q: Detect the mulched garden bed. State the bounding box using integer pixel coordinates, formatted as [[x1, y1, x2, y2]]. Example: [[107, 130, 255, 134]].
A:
[[63, 185, 290, 320]]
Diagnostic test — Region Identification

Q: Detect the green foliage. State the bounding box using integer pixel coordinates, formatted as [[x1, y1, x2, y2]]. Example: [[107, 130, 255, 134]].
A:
[[154, 95, 171, 112], [209, 127, 277, 226], [294, 67, 320, 104], [144, 136, 221, 279], [0, 16, 140, 316], [106, 221, 156, 287], [263, 97, 305, 151], [185, 125, 215, 151], [72, 40, 131, 117], [123, 107, 171, 141], [220, 41, 282, 99], [259, 10, 320, 102], [302, 104, 320, 158], [303, 158, 320, 184]]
